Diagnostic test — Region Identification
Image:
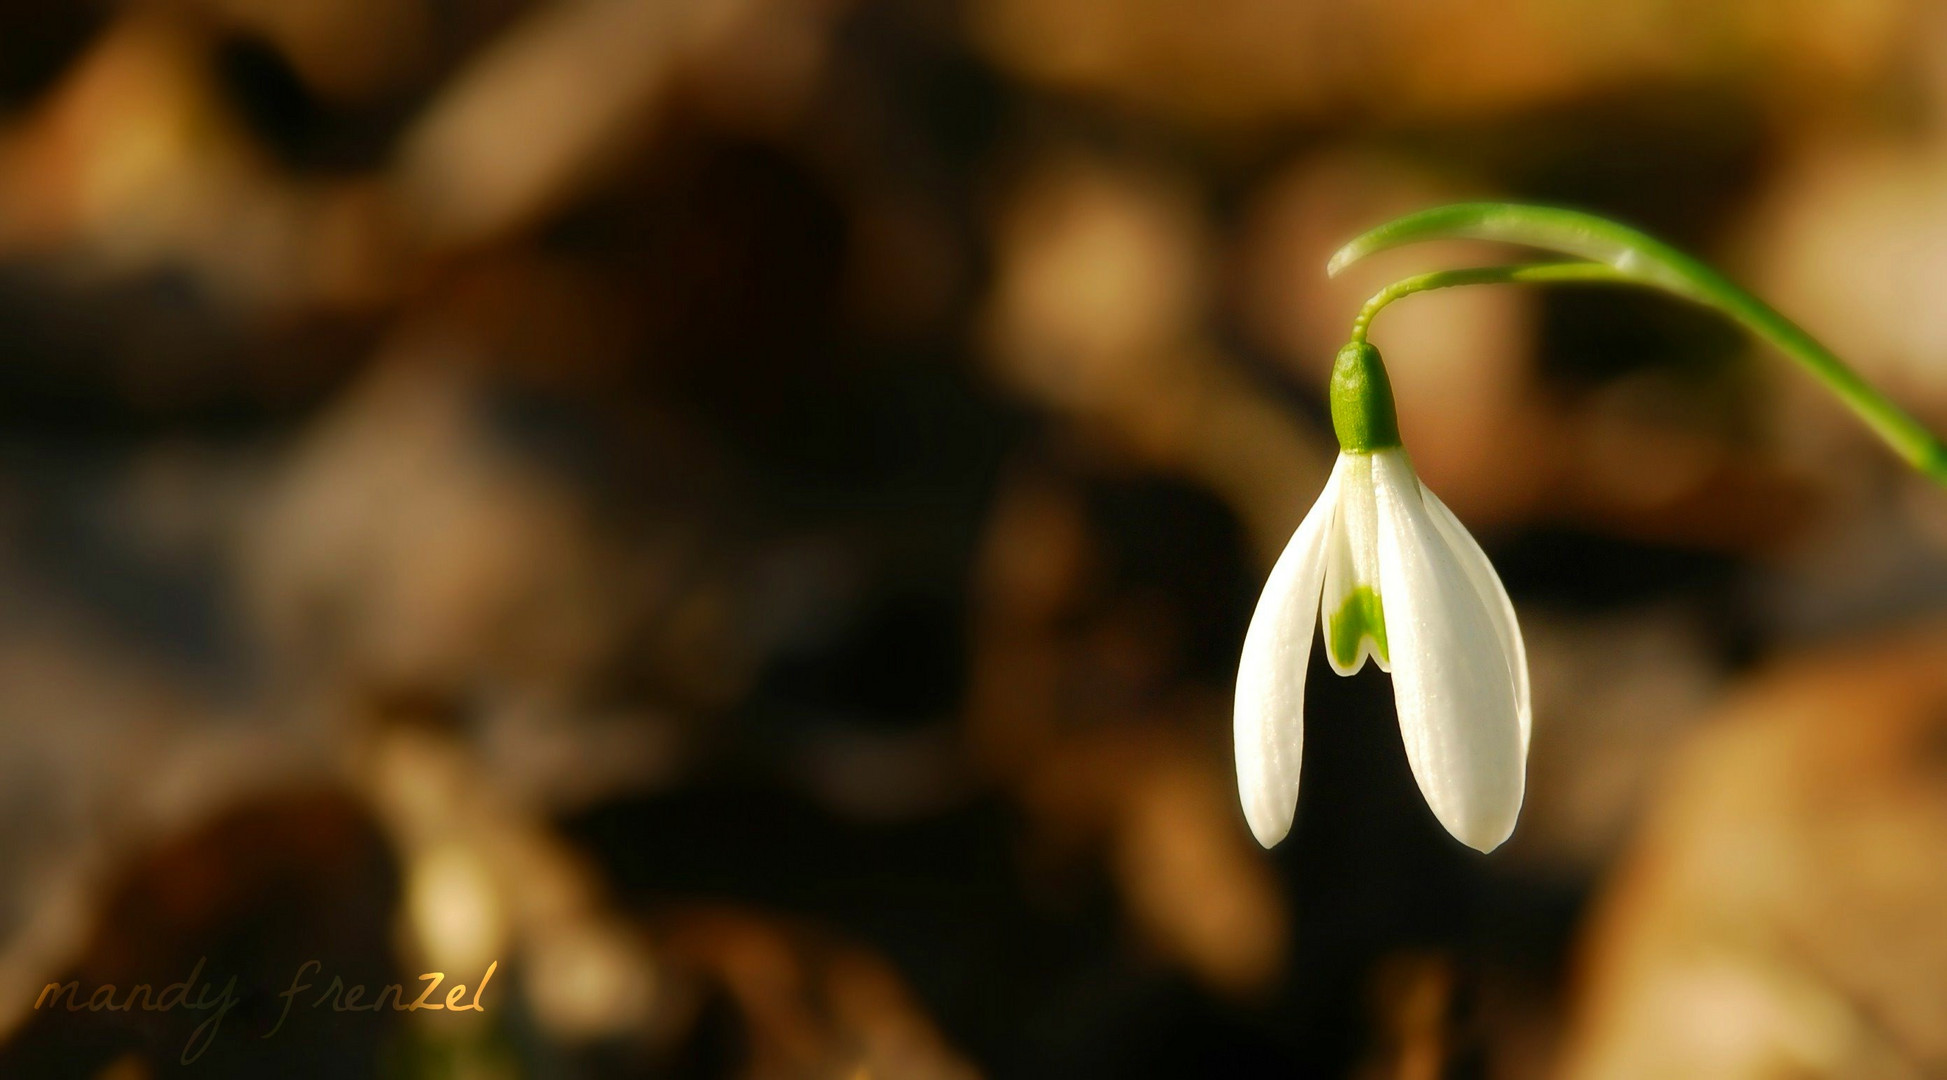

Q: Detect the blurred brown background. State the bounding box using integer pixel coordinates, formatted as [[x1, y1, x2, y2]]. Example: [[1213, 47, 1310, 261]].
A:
[[0, 0, 1945, 1077]]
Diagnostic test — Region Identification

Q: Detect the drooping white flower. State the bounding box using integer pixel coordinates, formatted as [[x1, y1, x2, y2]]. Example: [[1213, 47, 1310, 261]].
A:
[[1235, 342, 1530, 853]]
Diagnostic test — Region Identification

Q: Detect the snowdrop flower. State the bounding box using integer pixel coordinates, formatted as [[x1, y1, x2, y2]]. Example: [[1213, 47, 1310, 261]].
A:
[[1235, 341, 1530, 853]]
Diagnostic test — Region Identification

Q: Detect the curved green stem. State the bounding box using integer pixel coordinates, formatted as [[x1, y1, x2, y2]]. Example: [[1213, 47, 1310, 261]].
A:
[[1350, 262, 1631, 345], [1331, 203, 1947, 484]]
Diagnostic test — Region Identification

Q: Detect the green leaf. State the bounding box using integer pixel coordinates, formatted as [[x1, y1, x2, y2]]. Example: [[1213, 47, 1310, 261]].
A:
[[1328, 202, 1947, 483]]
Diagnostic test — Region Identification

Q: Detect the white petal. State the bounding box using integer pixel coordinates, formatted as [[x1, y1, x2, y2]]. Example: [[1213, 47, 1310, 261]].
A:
[[1419, 484, 1530, 755], [1320, 453, 1388, 676], [1234, 457, 1343, 848], [1370, 450, 1525, 852]]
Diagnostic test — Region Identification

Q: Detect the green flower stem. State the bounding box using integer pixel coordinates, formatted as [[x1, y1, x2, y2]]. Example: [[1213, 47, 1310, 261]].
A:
[[1349, 262, 1631, 344], [1330, 203, 1947, 485]]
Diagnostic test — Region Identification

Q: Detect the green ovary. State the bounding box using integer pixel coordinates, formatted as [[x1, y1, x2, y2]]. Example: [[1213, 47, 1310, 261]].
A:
[[1326, 585, 1389, 671]]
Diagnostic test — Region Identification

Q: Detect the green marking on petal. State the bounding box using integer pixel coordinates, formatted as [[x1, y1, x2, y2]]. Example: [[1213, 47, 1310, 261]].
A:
[[1326, 584, 1389, 672]]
